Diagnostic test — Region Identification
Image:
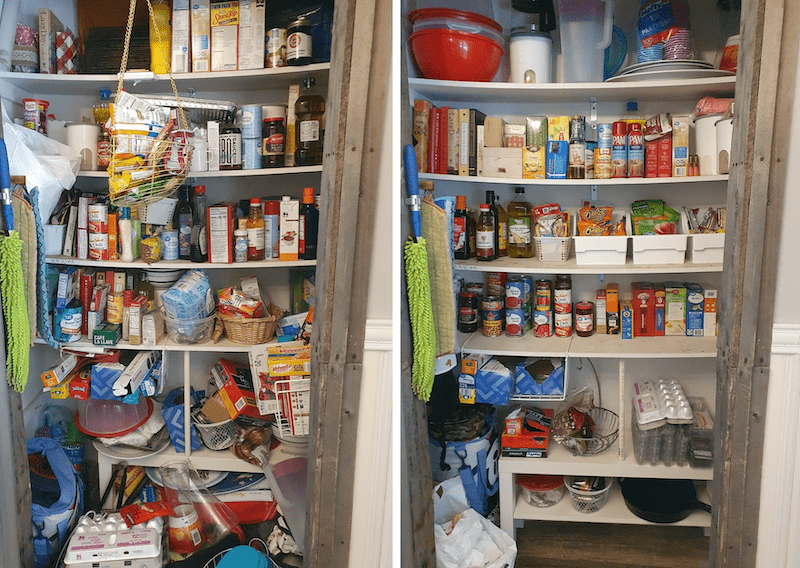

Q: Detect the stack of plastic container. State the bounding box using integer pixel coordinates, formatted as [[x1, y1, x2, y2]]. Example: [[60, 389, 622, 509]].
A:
[[631, 379, 694, 466]]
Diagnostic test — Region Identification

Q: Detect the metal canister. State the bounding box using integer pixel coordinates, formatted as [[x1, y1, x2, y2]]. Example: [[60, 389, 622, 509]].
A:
[[88, 233, 109, 260], [611, 121, 628, 178], [506, 308, 526, 337], [597, 123, 613, 148], [238, 104, 262, 139], [535, 279, 552, 311], [481, 296, 504, 337], [523, 303, 533, 331], [88, 204, 108, 234], [266, 28, 287, 68], [554, 275, 572, 313], [162, 230, 179, 260], [522, 275, 533, 306], [242, 137, 262, 170], [533, 309, 553, 338], [466, 282, 484, 300], [594, 146, 612, 179], [505, 276, 525, 309], [487, 272, 507, 297]]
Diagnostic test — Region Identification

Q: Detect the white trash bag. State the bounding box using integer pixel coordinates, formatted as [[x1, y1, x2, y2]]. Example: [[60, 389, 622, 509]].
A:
[[433, 478, 517, 568]]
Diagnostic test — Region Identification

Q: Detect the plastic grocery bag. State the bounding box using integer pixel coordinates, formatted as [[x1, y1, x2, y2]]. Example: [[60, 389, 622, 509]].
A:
[[1, 101, 81, 222], [433, 479, 517, 568]]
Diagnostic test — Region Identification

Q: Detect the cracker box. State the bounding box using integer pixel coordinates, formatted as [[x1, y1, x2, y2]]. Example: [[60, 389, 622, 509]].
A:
[[211, 1, 239, 72], [621, 301, 634, 339], [663, 282, 687, 336], [208, 203, 236, 263], [631, 282, 655, 337], [671, 115, 689, 177], [704, 288, 718, 337], [475, 359, 512, 405], [501, 407, 553, 458], [237, 0, 265, 70], [654, 283, 666, 336], [685, 283, 705, 337], [171, 0, 190, 73], [191, 0, 211, 72]]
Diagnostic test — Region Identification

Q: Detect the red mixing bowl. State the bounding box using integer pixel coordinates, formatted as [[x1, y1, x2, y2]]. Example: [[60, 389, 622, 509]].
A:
[[410, 28, 503, 82]]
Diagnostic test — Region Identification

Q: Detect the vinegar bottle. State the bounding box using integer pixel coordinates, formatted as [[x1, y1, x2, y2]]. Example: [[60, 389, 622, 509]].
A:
[[299, 187, 319, 260], [492, 192, 508, 256], [484, 191, 499, 259], [476, 204, 495, 261], [246, 198, 266, 261], [507, 186, 533, 258], [295, 77, 325, 166], [173, 186, 193, 260], [190, 185, 208, 263], [453, 195, 471, 260]]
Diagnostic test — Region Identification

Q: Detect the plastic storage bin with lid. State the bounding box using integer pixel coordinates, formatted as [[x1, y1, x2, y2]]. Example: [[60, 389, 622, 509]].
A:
[[555, 0, 615, 82]]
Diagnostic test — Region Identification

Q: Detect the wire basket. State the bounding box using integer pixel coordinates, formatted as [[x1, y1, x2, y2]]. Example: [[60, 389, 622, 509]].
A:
[[564, 476, 613, 514], [219, 304, 284, 345], [273, 377, 311, 439], [134, 94, 237, 124], [534, 235, 571, 262], [560, 407, 620, 456], [192, 414, 237, 451]]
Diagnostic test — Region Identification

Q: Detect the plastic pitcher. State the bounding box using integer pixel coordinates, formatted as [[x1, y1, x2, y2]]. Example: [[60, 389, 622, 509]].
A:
[[556, 0, 615, 82]]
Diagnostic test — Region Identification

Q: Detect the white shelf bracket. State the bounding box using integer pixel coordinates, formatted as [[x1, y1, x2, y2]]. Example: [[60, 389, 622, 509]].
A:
[[589, 97, 598, 137], [618, 359, 625, 462], [590, 184, 598, 201], [598, 273, 605, 284]]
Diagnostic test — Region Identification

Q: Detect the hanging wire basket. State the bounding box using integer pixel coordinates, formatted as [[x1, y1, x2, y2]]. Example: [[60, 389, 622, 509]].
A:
[[107, 0, 192, 207]]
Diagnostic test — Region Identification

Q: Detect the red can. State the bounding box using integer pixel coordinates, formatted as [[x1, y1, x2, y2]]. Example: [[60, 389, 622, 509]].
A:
[[535, 279, 552, 311], [487, 272, 507, 297]]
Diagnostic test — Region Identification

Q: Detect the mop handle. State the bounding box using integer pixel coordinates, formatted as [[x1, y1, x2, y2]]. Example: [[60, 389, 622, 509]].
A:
[[404, 144, 421, 241], [0, 138, 13, 232]]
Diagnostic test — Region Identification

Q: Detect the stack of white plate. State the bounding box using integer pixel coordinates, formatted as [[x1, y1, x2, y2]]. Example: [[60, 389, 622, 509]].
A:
[[606, 59, 734, 82], [144, 269, 185, 288]]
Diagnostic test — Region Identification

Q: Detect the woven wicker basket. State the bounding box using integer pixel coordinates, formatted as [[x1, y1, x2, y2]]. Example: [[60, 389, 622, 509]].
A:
[[219, 303, 285, 345]]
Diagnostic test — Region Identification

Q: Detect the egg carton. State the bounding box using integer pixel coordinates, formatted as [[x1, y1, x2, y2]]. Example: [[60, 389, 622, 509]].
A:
[[632, 379, 693, 430], [65, 512, 164, 568]]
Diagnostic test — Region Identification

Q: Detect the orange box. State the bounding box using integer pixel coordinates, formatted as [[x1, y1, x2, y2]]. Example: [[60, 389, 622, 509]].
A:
[[606, 283, 620, 335]]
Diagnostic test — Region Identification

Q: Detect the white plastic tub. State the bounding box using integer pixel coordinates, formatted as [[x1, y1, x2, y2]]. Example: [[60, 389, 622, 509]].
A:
[[681, 206, 725, 265], [572, 210, 629, 265], [629, 216, 688, 265]]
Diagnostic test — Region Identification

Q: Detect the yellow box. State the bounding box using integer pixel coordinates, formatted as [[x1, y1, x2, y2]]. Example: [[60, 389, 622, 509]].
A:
[[41, 354, 78, 388], [50, 377, 72, 399], [267, 356, 311, 377], [548, 116, 570, 141], [523, 147, 546, 179]]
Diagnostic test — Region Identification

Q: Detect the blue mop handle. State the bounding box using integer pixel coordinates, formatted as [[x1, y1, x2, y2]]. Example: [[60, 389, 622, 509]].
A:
[[404, 144, 421, 241], [0, 138, 12, 232]]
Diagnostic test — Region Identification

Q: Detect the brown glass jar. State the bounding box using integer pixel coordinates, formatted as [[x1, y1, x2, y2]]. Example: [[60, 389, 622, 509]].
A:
[[219, 124, 242, 170], [458, 292, 479, 333], [575, 302, 595, 337], [262, 117, 286, 168]]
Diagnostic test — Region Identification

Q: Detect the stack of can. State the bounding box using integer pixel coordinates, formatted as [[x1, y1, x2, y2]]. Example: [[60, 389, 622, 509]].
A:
[[239, 104, 262, 170], [554, 275, 572, 337], [533, 279, 553, 337], [483, 273, 506, 337], [505, 276, 526, 337]]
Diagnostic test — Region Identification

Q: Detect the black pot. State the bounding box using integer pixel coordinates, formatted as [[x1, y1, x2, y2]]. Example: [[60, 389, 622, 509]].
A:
[[619, 478, 712, 523]]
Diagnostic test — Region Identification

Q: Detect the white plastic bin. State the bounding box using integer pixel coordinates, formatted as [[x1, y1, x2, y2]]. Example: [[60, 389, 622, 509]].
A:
[[629, 215, 688, 265], [682, 206, 725, 264], [572, 210, 629, 265]]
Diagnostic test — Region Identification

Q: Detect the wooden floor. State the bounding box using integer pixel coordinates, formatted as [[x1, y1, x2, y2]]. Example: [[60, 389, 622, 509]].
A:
[[514, 521, 710, 568]]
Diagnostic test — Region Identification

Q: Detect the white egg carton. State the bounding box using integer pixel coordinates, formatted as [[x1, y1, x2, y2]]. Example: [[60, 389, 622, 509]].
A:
[[632, 379, 693, 430], [65, 512, 163, 568]]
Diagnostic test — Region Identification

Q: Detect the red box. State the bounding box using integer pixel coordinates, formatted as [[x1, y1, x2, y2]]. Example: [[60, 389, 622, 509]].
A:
[[631, 282, 655, 337], [501, 407, 553, 458], [207, 203, 236, 263], [654, 283, 666, 336], [69, 369, 91, 400], [211, 358, 264, 421], [645, 139, 658, 178], [657, 134, 672, 177]]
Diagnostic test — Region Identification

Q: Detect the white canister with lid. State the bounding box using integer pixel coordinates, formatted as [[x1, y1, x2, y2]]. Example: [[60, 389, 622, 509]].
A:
[[66, 123, 101, 170], [715, 116, 733, 174], [509, 24, 553, 84], [693, 114, 723, 176]]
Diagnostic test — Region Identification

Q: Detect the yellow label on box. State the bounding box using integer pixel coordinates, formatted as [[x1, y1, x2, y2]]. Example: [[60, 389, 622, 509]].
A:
[[267, 357, 311, 377], [523, 147, 546, 179], [50, 378, 72, 399]]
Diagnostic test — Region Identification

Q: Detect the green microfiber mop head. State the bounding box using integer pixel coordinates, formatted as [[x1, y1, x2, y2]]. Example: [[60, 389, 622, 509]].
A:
[[405, 236, 436, 401], [0, 231, 30, 393]]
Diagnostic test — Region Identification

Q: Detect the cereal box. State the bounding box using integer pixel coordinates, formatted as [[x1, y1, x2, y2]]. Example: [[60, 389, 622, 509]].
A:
[[663, 282, 687, 336]]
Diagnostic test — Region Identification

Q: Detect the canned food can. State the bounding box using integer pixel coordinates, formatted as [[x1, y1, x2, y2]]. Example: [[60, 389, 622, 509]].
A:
[[487, 272, 507, 297], [535, 279, 552, 311], [555, 311, 573, 337], [523, 303, 533, 331], [522, 275, 533, 305], [482, 319, 503, 337], [87, 204, 108, 233], [466, 282, 484, 297], [594, 147, 612, 179], [597, 123, 613, 148], [238, 104, 263, 139], [88, 233, 109, 260], [481, 296, 504, 315], [533, 310, 553, 338], [162, 230, 179, 260], [266, 28, 287, 68], [506, 308, 526, 337], [106, 294, 124, 324], [585, 141, 597, 179], [22, 98, 49, 135], [242, 137, 262, 170], [505, 276, 525, 309]]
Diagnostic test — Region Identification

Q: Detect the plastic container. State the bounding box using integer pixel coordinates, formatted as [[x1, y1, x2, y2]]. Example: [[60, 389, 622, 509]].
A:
[[555, 0, 614, 83], [715, 117, 733, 174], [509, 25, 553, 84], [694, 114, 723, 176], [192, 415, 237, 450], [74, 397, 154, 438], [162, 310, 217, 344], [517, 475, 564, 507], [534, 235, 571, 262], [628, 216, 688, 265], [680, 206, 725, 264], [564, 476, 612, 513], [408, 8, 503, 43], [572, 210, 629, 265]]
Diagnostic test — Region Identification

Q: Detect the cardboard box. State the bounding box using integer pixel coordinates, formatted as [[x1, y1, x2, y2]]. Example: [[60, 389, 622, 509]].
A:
[[113, 351, 159, 397], [596, 289, 607, 334], [237, 0, 265, 70], [143, 310, 165, 346], [461, 354, 491, 376], [279, 197, 299, 261], [211, 1, 239, 71], [523, 146, 546, 179], [501, 407, 552, 458], [606, 283, 620, 334], [69, 370, 91, 400], [56, 266, 78, 309], [475, 359, 512, 405], [672, 115, 689, 177], [208, 203, 236, 263], [458, 373, 476, 404], [654, 283, 666, 336], [524, 116, 547, 179], [192, 0, 212, 73], [208, 121, 220, 171], [621, 301, 634, 339], [514, 358, 565, 396], [547, 116, 569, 141], [285, 84, 301, 167], [127, 295, 148, 346], [90, 362, 125, 399], [40, 354, 78, 388], [50, 378, 71, 399], [212, 358, 262, 420], [685, 283, 705, 337], [704, 288, 718, 337], [546, 141, 568, 179], [631, 282, 655, 337], [171, 0, 190, 73], [503, 124, 525, 149], [86, 311, 103, 336], [646, 138, 658, 177], [658, 134, 672, 177], [663, 282, 687, 336], [482, 147, 523, 178]]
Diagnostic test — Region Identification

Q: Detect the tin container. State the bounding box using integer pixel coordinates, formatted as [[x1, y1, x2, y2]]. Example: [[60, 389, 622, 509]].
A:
[[505, 276, 525, 309], [597, 123, 613, 149], [594, 147, 612, 179], [533, 309, 553, 338], [267, 28, 287, 68], [506, 308, 526, 337], [628, 123, 644, 178], [238, 104, 263, 139], [555, 311, 572, 337], [611, 121, 627, 178], [487, 272, 507, 297], [88, 233, 109, 260], [481, 296, 504, 337], [22, 98, 49, 134], [554, 275, 571, 313], [522, 275, 533, 305], [466, 282, 484, 298], [87, 204, 108, 234], [535, 279, 552, 311], [242, 137, 262, 170], [162, 230, 179, 260]]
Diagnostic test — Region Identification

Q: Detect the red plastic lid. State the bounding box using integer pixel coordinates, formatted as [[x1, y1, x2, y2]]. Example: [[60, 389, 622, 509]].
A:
[[264, 200, 280, 215], [517, 474, 563, 492], [408, 8, 502, 33], [195, 185, 206, 194]]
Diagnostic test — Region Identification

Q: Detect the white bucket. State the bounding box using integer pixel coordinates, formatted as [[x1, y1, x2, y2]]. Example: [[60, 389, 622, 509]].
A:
[[693, 114, 722, 176], [509, 26, 553, 84], [715, 117, 733, 174]]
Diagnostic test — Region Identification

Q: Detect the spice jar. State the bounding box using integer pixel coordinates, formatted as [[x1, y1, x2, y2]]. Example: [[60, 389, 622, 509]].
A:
[[234, 229, 248, 263], [575, 302, 595, 337], [261, 117, 286, 168]]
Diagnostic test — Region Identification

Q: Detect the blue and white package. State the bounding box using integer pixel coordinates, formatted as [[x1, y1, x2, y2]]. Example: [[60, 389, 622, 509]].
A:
[[160, 269, 215, 320], [475, 359, 513, 405], [90, 363, 125, 400], [514, 358, 565, 396]]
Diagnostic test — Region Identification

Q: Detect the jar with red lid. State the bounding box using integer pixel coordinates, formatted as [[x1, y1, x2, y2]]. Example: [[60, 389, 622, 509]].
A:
[[516, 474, 564, 507], [575, 302, 594, 337], [262, 117, 285, 168]]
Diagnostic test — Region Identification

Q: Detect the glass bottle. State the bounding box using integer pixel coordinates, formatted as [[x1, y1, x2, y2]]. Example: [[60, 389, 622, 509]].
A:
[[485, 191, 500, 259], [92, 89, 111, 126], [568, 115, 586, 179], [190, 185, 208, 263], [295, 77, 325, 166], [133, 274, 155, 312], [507, 186, 533, 258], [468, 208, 477, 258], [246, 198, 265, 261], [287, 17, 313, 66], [453, 195, 471, 260], [493, 192, 508, 256], [476, 204, 495, 261], [173, 186, 194, 260], [299, 187, 319, 260]]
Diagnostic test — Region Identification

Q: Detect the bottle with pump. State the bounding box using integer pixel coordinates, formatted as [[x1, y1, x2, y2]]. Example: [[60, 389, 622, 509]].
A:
[[246, 198, 266, 261], [476, 204, 495, 261], [453, 195, 471, 260], [295, 77, 325, 166], [190, 185, 208, 262], [507, 186, 533, 258], [173, 186, 194, 260], [299, 187, 319, 260]]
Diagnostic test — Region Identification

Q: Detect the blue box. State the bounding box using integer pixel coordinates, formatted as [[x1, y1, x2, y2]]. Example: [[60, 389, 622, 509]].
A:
[[161, 388, 201, 452], [475, 359, 512, 405], [685, 283, 705, 337], [514, 358, 565, 396], [90, 363, 125, 400], [621, 301, 634, 339], [546, 141, 568, 179]]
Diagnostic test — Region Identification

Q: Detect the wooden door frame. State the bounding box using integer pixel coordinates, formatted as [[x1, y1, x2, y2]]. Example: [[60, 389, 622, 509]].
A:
[[305, 0, 390, 565]]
